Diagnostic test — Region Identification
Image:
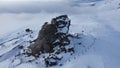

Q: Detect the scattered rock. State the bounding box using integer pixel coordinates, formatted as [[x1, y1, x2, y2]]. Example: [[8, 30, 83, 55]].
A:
[[25, 28, 31, 32]]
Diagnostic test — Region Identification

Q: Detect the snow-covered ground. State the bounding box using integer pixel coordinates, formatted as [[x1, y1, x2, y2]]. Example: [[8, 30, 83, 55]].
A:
[[0, 0, 120, 68]]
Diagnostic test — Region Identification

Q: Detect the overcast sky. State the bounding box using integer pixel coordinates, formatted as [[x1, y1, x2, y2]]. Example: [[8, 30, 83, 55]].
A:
[[0, 0, 103, 14], [0, 0, 71, 13]]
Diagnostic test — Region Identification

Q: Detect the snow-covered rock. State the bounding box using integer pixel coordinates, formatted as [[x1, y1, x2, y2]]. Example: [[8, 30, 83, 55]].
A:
[[0, 0, 120, 68]]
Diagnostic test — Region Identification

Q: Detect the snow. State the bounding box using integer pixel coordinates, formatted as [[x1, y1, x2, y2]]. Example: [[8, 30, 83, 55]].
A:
[[16, 63, 38, 68], [12, 59, 21, 66], [0, 0, 120, 68], [62, 55, 104, 68]]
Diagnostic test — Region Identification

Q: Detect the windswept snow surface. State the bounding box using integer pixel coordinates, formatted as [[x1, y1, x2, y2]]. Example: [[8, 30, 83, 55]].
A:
[[0, 0, 120, 68]]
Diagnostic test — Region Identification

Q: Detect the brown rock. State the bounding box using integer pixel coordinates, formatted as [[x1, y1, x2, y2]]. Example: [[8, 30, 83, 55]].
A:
[[27, 15, 71, 57]]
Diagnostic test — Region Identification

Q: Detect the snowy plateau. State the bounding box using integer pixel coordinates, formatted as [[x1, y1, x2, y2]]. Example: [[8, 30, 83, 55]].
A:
[[0, 0, 120, 68]]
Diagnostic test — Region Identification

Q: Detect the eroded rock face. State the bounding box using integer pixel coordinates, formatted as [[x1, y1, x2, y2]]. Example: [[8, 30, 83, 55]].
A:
[[27, 15, 71, 57]]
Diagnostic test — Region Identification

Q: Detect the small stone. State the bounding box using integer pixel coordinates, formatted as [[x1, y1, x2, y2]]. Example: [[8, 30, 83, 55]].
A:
[[25, 28, 31, 32]]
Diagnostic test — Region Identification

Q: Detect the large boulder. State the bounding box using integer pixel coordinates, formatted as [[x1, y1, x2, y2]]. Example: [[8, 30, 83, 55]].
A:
[[27, 15, 71, 57]]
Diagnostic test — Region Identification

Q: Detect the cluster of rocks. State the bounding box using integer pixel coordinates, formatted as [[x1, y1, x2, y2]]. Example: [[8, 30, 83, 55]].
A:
[[26, 15, 75, 67]]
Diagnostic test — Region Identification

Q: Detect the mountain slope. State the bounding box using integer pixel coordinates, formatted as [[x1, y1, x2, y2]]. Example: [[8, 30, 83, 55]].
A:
[[0, 0, 120, 68]]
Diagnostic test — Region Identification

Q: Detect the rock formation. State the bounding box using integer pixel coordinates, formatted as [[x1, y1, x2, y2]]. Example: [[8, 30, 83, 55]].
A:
[[27, 15, 71, 57]]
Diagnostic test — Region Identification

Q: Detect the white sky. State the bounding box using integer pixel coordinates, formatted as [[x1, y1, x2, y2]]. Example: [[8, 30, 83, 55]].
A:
[[0, 0, 65, 5], [0, 0, 64, 2], [0, 0, 72, 14]]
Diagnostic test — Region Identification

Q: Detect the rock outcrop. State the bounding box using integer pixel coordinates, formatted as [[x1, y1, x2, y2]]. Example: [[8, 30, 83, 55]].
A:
[[27, 15, 71, 57]]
